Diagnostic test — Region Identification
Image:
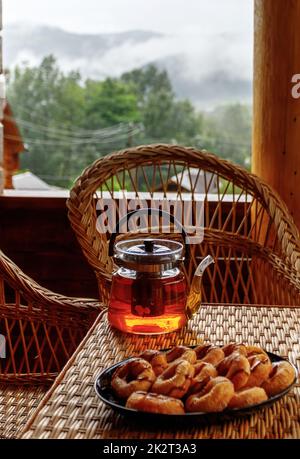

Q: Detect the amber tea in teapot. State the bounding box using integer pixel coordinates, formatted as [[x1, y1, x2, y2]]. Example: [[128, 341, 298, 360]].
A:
[[109, 239, 188, 334], [108, 237, 214, 334]]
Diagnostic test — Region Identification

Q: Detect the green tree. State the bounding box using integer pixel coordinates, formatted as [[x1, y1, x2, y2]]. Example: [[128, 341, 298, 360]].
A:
[[7, 57, 141, 185], [122, 64, 173, 102], [84, 78, 140, 128], [7, 55, 86, 185], [198, 104, 252, 167], [7, 56, 252, 190], [121, 65, 203, 144]]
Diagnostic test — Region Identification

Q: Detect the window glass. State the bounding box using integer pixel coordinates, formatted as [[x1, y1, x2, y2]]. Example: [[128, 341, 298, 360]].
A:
[[3, 0, 253, 190]]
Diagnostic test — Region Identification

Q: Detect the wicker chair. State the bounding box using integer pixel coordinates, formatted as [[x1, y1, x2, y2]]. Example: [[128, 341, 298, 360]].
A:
[[67, 144, 300, 307], [0, 248, 101, 438]]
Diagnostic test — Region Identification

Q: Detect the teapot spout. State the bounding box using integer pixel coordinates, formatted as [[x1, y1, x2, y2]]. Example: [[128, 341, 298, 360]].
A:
[[185, 255, 215, 318]]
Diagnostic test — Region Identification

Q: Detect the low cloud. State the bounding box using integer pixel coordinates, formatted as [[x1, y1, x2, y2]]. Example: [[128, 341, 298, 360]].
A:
[[4, 24, 252, 108]]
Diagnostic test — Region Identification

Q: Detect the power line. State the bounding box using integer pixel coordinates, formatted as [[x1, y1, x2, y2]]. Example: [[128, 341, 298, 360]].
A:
[[4, 111, 250, 150], [195, 135, 251, 149], [4, 130, 141, 146], [4, 114, 142, 140]]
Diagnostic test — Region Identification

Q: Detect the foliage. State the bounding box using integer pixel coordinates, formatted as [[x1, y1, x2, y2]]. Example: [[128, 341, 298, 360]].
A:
[[122, 65, 203, 144], [84, 78, 140, 128], [197, 104, 252, 167], [6, 56, 252, 188]]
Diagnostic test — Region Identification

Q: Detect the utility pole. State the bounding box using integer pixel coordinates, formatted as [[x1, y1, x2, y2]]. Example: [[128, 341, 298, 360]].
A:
[[127, 122, 133, 148]]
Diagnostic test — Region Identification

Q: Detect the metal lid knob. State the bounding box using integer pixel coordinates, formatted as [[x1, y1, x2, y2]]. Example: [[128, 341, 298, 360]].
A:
[[144, 240, 154, 253]]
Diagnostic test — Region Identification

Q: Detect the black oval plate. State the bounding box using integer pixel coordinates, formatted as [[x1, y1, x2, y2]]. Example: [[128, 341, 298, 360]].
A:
[[94, 349, 298, 425]]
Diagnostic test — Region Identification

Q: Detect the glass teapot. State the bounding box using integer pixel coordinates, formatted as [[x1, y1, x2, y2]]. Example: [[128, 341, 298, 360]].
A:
[[108, 208, 214, 334]]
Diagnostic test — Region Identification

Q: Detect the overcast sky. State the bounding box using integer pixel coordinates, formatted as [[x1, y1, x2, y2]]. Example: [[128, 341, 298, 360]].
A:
[[3, 0, 253, 38]]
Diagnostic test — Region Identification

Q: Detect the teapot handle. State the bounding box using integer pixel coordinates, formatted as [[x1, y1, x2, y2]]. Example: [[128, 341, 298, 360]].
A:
[[108, 207, 190, 260]]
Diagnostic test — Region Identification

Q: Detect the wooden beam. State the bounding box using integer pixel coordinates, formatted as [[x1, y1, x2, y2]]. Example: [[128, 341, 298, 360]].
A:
[[252, 0, 300, 229], [0, 0, 3, 195]]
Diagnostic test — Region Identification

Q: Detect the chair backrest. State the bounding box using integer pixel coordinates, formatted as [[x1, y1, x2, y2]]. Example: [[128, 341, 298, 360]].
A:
[[67, 144, 300, 306]]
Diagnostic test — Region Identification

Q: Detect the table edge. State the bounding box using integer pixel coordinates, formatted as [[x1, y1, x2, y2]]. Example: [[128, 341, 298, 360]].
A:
[[20, 309, 107, 438]]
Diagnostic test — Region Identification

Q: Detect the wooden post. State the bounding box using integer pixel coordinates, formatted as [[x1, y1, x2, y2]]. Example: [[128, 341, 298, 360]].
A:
[[0, 0, 3, 195], [252, 0, 300, 228]]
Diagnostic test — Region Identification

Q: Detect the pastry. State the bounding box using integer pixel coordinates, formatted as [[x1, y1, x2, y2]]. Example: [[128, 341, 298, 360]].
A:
[[246, 353, 272, 387], [262, 361, 295, 396], [111, 358, 156, 399], [217, 352, 250, 390], [228, 387, 268, 409], [165, 346, 197, 364], [126, 391, 185, 414], [194, 344, 225, 366], [139, 350, 168, 376], [222, 343, 247, 357], [151, 359, 195, 398], [185, 376, 234, 413], [188, 361, 218, 395], [246, 345, 268, 357]]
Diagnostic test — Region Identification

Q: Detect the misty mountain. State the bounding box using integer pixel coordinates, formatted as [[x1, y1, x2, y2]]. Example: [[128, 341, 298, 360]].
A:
[[3, 24, 252, 109], [153, 55, 252, 108]]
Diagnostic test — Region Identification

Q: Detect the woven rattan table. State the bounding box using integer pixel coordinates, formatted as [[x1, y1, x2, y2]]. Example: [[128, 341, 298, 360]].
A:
[[21, 305, 300, 439]]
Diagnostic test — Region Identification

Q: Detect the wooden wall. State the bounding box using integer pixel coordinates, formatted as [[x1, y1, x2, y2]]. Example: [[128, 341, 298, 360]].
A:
[[0, 193, 99, 299]]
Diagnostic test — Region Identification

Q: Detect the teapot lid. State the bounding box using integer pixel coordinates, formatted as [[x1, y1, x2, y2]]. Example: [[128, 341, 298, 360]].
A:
[[114, 238, 184, 272]]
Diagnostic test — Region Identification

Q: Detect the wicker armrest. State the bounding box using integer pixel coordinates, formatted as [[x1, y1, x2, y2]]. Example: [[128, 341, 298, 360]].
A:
[[0, 249, 103, 313], [0, 217, 104, 439], [0, 248, 104, 384]]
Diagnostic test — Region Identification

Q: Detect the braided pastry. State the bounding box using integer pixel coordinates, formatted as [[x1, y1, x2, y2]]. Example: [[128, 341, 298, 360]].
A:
[[194, 344, 225, 366], [111, 358, 156, 399], [222, 343, 247, 357], [246, 353, 272, 387], [165, 346, 197, 364], [217, 352, 250, 390], [185, 377, 234, 413], [188, 361, 218, 395], [246, 345, 268, 357], [139, 350, 168, 376], [228, 387, 268, 409], [262, 361, 296, 396], [126, 391, 185, 414], [151, 359, 195, 398]]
